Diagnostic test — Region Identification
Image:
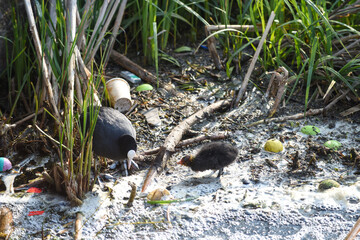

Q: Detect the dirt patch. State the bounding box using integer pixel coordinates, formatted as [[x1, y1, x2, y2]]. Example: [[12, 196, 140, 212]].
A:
[[1, 46, 360, 239]]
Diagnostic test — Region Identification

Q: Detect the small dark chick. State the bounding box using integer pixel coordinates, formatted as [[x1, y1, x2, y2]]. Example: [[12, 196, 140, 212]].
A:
[[178, 142, 238, 177]]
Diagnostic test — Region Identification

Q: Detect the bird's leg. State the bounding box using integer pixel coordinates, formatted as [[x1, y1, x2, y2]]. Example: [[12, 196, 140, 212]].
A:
[[130, 160, 139, 169], [123, 160, 129, 176], [216, 168, 224, 178], [205, 170, 218, 177]]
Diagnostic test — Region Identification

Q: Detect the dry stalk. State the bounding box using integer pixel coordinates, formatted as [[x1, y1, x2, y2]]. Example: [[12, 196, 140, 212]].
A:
[[88, 0, 122, 64], [77, 0, 94, 50], [66, 0, 77, 113], [46, 0, 59, 106], [23, 0, 60, 120], [104, 0, 128, 67], [232, 11, 276, 107], [85, 0, 111, 64]]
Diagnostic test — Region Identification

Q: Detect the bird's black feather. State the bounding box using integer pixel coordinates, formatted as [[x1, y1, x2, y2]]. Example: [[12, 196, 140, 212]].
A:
[[82, 107, 137, 161], [186, 142, 238, 172]]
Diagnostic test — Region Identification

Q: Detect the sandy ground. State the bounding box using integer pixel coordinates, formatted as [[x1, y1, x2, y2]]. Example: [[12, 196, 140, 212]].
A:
[[1, 90, 360, 239]]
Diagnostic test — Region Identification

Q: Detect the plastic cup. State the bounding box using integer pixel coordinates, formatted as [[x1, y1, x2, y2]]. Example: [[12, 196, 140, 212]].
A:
[[106, 78, 132, 112]]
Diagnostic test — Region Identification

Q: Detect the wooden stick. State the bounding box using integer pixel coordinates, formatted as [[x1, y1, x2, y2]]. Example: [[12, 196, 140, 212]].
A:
[[110, 50, 158, 85], [267, 67, 289, 117], [246, 83, 356, 127], [246, 108, 324, 127], [23, 0, 60, 120], [345, 215, 360, 240], [141, 99, 231, 192], [205, 26, 222, 70], [0, 108, 44, 135], [126, 181, 137, 207], [74, 212, 84, 240], [233, 11, 276, 107], [134, 133, 229, 160]]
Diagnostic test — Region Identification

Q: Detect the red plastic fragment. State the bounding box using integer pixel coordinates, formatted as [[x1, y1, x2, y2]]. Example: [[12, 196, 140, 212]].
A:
[[28, 211, 44, 216], [27, 187, 42, 193]]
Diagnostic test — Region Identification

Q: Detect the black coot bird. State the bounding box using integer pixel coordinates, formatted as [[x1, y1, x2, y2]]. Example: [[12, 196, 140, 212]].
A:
[[85, 107, 137, 171], [178, 142, 238, 177]]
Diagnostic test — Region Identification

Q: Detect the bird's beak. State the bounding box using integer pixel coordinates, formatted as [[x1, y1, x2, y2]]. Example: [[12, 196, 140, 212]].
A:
[[127, 150, 138, 170], [178, 156, 189, 165]]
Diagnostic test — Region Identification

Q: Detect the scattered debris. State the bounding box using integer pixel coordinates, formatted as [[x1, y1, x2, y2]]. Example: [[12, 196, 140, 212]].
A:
[[324, 140, 342, 150], [126, 181, 137, 208], [264, 139, 284, 153], [318, 179, 340, 192], [0, 158, 11, 172], [28, 211, 44, 216], [0, 206, 13, 238], [142, 108, 162, 127], [74, 212, 84, 240], [301, 125, 321, 136]]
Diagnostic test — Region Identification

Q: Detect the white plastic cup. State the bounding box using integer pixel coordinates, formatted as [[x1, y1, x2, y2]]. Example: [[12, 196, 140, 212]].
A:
[[106, 78, 132, 112]]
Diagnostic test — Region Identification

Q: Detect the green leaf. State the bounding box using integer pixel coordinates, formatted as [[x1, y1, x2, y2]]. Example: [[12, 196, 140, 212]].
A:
[[301, 125, 320, 136], [174, 46, 193, 53], [324, 140, 341, 150], [136, 84, 154, 92], [159, 53, 180, 67], [305, 37, 318, 112]]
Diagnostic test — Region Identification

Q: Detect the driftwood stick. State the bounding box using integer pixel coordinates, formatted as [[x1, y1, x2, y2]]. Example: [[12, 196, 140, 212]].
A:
[[126, 181, 137, 208], [205, 26, 222, 70], [24, 0, 60, 120], [267, 67, 289, 117], [233, 11, 275, 107], [134, 133, 229, 160], [345, 215, 360, 240], [247, 85, 354, 127], [0, 108, 44, 135], [111, 50, 158, 85], [141, 99, 231, 192], [74, 212, 84, 240], [246, 108, 324, 127]]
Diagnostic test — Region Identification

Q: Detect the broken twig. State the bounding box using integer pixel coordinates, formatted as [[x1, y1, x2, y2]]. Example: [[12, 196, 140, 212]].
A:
[[232, 11, 276, 108], [110, 50, 158, 85], [134, 133, 229, 160], [126, 181, 137, 208], [74, 212, 84, 240], [141, 99, 231, 192]]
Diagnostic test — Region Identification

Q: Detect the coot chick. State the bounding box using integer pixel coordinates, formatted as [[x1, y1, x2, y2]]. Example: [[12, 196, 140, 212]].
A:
[[178, 142, 238, 177], [85, 107, 137, 171]]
